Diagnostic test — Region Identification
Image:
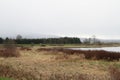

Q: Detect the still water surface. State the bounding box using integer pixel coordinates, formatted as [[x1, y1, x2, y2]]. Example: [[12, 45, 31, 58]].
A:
[[70, 47, 120, 52]]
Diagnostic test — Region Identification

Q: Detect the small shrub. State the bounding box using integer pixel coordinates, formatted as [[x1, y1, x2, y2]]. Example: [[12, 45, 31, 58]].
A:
[[55, 54, 69, 60], [40, 44, 46, 47], [0, 39, 20, 57]]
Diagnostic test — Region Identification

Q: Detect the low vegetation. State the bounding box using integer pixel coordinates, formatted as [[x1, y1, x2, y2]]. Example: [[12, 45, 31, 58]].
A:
[[37, 48, 120, 61], [109, 66, 120, 80], [0, 39, 20, 57], [0, 46, 120, 80]]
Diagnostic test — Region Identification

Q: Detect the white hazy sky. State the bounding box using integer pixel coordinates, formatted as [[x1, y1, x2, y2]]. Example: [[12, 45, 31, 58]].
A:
[[0, 0, 120, 39]]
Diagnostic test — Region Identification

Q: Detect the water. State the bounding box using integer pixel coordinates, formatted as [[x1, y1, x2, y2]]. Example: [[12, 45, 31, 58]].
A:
[[70, 47, 120, 52]]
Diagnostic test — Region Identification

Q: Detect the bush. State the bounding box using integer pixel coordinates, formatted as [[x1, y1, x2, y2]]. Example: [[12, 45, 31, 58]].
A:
[[0, 39, 20, 57], [84, 50, 120, 61]]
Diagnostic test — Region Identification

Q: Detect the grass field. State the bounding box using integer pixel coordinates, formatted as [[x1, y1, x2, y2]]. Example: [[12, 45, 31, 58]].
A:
[[0, 46, 120, 80], [15, 43, 120, 48]]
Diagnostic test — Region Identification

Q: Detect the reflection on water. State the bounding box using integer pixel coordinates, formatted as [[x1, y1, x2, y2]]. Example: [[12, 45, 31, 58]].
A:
[[70, 47, 120, 52]]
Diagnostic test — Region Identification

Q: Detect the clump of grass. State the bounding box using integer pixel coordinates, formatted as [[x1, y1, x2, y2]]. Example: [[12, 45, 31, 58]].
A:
[[0, 39, 20, 57], [0, 64, 38, 80], [109, 66, 120, 80], [48, 73, 86, 80], [20, 46, 32, 51], [55, 54, 69, 60]]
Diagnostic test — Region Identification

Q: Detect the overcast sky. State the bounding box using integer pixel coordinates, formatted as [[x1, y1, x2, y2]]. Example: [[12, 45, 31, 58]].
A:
[[0, 0, 120, 39]]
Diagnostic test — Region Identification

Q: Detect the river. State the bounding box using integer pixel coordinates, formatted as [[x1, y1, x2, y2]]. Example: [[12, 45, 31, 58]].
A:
[[70, 47, 120, 52]]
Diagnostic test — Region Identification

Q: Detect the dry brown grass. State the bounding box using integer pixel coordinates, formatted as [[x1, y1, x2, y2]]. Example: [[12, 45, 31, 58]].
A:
[[20, 46, 32, 51], [109, 66, 120, 80], [0, 47, 119, 80]]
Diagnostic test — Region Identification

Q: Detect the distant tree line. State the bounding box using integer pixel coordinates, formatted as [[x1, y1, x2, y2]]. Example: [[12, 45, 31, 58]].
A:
[[0, 37, 81, 44], [0, 37, 3, 44], [15, 37, 81, 44]]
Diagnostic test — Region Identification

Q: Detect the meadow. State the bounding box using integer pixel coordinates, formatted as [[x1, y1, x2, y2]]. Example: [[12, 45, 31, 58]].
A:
[[0, 44, 120, 80]]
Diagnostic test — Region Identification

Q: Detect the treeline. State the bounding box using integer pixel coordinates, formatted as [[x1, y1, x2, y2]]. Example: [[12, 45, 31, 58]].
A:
[[0, 37, 81, 44]]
